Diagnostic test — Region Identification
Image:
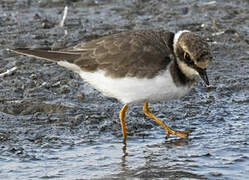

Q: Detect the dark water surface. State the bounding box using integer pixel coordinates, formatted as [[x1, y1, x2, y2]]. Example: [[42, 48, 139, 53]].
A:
[[1, 0, 249, 179]]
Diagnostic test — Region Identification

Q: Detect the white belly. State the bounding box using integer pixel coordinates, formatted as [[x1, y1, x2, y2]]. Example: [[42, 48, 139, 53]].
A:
[[57, 61, 192, 104]]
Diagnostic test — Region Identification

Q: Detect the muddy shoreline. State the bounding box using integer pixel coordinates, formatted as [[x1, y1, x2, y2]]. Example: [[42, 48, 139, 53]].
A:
[[1, 0, 249, 179]]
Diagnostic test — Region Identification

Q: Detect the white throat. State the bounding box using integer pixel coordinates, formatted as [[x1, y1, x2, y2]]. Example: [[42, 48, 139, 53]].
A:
[[177, 60, 199, 80]]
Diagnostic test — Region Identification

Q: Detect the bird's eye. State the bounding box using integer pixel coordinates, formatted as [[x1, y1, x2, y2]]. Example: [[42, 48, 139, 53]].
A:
[[184, 52, 191, 62]]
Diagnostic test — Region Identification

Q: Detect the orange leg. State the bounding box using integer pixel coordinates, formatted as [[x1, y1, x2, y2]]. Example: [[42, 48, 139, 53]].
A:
[[143, 102, 190, 138], [119, 104, 128, 140]]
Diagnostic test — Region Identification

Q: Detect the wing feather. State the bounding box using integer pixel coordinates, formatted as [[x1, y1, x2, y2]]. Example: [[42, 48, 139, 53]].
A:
[[11, 30, 175, 78]]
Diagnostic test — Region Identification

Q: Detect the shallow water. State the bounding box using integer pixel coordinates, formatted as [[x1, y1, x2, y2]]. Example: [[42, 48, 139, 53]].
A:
[[0, 0, 249, 179]]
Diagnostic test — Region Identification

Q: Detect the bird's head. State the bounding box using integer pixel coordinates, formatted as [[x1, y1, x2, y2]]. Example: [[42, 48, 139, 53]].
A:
[[173, 30, 212, 85]]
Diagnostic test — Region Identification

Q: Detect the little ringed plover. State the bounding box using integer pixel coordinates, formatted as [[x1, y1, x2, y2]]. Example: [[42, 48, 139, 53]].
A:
[[11, 29, 212, 141]]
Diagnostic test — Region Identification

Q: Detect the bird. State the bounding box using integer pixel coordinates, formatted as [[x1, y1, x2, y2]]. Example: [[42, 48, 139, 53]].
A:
[[10, 29, 212, 141]]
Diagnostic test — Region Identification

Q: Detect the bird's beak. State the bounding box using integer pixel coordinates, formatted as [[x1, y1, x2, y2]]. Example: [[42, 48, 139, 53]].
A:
[[198, 69, 209, 86]]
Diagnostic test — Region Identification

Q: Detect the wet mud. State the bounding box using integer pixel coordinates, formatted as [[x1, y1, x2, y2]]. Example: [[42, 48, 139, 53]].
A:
[[0, 0, 249, 179]]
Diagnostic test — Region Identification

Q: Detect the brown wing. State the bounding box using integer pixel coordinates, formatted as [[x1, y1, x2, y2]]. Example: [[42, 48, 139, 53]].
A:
[[11, 48, 82, 63], [71, 30, 175, 78], [12, 30, 175, 79]]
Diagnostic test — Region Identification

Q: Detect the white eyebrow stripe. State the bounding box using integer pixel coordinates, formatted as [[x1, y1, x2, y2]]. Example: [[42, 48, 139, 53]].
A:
[[173, 30, 190, 50]]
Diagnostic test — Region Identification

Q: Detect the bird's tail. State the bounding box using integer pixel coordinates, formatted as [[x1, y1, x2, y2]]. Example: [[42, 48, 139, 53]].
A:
[[9, 48, 81, 63]]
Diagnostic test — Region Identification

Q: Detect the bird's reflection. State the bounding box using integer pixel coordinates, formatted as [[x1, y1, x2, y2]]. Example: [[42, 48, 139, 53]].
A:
[[164, 136, 190, 147], [121, 139, 128, 168]]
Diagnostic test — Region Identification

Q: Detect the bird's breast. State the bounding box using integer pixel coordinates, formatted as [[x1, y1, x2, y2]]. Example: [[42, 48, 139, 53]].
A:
[[57, 61, 192, 104], [78, 68, 192, 104]]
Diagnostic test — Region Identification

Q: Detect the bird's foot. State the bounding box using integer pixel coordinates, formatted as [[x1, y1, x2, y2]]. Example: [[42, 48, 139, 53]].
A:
[[166, 128, 191, 139]]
